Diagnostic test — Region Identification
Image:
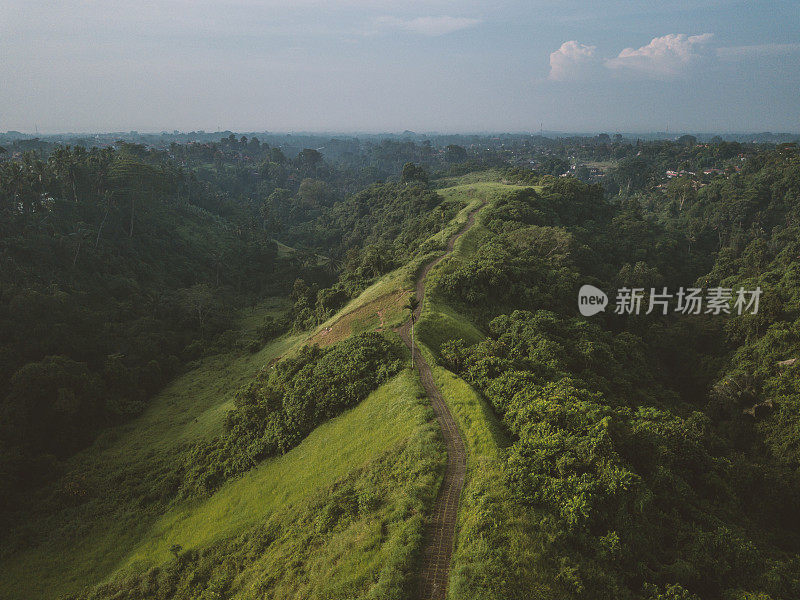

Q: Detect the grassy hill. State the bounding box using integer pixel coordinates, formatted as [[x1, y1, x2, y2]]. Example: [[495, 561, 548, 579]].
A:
[[414, 182, 563, 598], [0, 179, 526, 600], [0, 302, 303, 598], [93, 370, 445, 600], [0, 302, 442, 599], [0, 177, 555, 600]]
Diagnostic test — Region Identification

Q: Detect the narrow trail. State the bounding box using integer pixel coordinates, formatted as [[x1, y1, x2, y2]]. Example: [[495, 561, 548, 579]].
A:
[[397, 202, 484, 600]]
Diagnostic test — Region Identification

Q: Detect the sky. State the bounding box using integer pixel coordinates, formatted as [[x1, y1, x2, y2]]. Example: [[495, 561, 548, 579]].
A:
[[1, 1, 798, 133]]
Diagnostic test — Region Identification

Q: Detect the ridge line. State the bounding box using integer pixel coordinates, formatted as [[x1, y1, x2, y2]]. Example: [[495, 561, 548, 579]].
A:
[[397, 201, 484, 600]]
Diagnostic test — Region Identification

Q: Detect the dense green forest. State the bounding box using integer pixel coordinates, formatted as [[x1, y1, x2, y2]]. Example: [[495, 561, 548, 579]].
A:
[[433, 147, 800, 599], [1, 135, 799, 600], [0, 140, 454, 516]]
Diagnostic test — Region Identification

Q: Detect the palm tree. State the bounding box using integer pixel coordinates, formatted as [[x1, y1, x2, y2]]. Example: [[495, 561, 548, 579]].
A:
[[210, 249, 228, 287], [405, 295, 420, 367], [94, 190, 114, 249], [437, 206, 447, 246], [69, 222, 91, 266], [323, 252, 344, 279]]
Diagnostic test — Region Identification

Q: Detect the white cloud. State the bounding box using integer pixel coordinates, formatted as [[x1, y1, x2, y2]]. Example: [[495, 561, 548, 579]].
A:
[[604, 33, 713, 78], [373, 15, 481, 36], [548, 40, 598, 80]]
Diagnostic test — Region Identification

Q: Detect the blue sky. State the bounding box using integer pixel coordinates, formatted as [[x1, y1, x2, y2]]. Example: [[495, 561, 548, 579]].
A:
[[2, 1, 798, 133]]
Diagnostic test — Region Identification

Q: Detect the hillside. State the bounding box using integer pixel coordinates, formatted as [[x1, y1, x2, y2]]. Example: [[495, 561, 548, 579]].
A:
[[2, 144, 800, 600], [421, 160, 800, 599], [4, 0, 800, 595], [0, 180, 517, 599]]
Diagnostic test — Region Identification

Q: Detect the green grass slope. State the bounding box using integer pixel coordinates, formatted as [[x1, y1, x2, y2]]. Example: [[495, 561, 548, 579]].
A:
[[1, 366, 443, 600], [415, 182, 563, 599], [0, 178, 524, 600], [0, 302, 305, 599], [122, 370, 435, 568], [73, 370, 445, 600]]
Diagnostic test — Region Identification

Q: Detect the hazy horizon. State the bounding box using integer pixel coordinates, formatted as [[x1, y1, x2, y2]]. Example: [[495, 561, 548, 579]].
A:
[[3, 1, 799, 133], [6, 128, 800, 137]]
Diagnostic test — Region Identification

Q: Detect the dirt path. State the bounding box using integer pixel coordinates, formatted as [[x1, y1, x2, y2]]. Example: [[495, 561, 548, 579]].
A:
[[396, 203, 484, 600]]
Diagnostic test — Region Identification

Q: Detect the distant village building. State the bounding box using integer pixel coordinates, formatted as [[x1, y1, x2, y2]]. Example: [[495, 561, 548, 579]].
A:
[[666, 169, 696, 178]]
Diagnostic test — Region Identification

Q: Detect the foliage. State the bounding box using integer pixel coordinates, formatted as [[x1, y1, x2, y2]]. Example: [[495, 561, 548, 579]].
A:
[[4, 137, 800, 600], [0, 145, 290, 506], [431, 153, 800, 599], [180, 333, 402, 496], [61, 374, 445, 600]]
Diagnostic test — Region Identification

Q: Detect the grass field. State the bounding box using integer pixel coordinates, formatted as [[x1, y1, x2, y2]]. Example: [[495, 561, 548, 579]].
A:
[[237, 296, 292, 332], [273, 238, 296, 258], [0, 366, 436, 600], [0, 179, 531, 600], [121, 369, 434, 568], [76, 368, 445, 600]]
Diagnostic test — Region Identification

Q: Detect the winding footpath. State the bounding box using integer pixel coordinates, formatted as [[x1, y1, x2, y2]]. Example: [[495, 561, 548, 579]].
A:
[[396, 203, 484, 600]]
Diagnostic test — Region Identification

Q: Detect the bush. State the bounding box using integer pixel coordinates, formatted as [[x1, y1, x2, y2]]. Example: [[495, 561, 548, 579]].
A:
[[180, 333, 401, 496]]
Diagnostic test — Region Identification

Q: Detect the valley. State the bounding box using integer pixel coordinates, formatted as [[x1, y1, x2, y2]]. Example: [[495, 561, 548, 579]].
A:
[[2, 137, 800, 600]]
